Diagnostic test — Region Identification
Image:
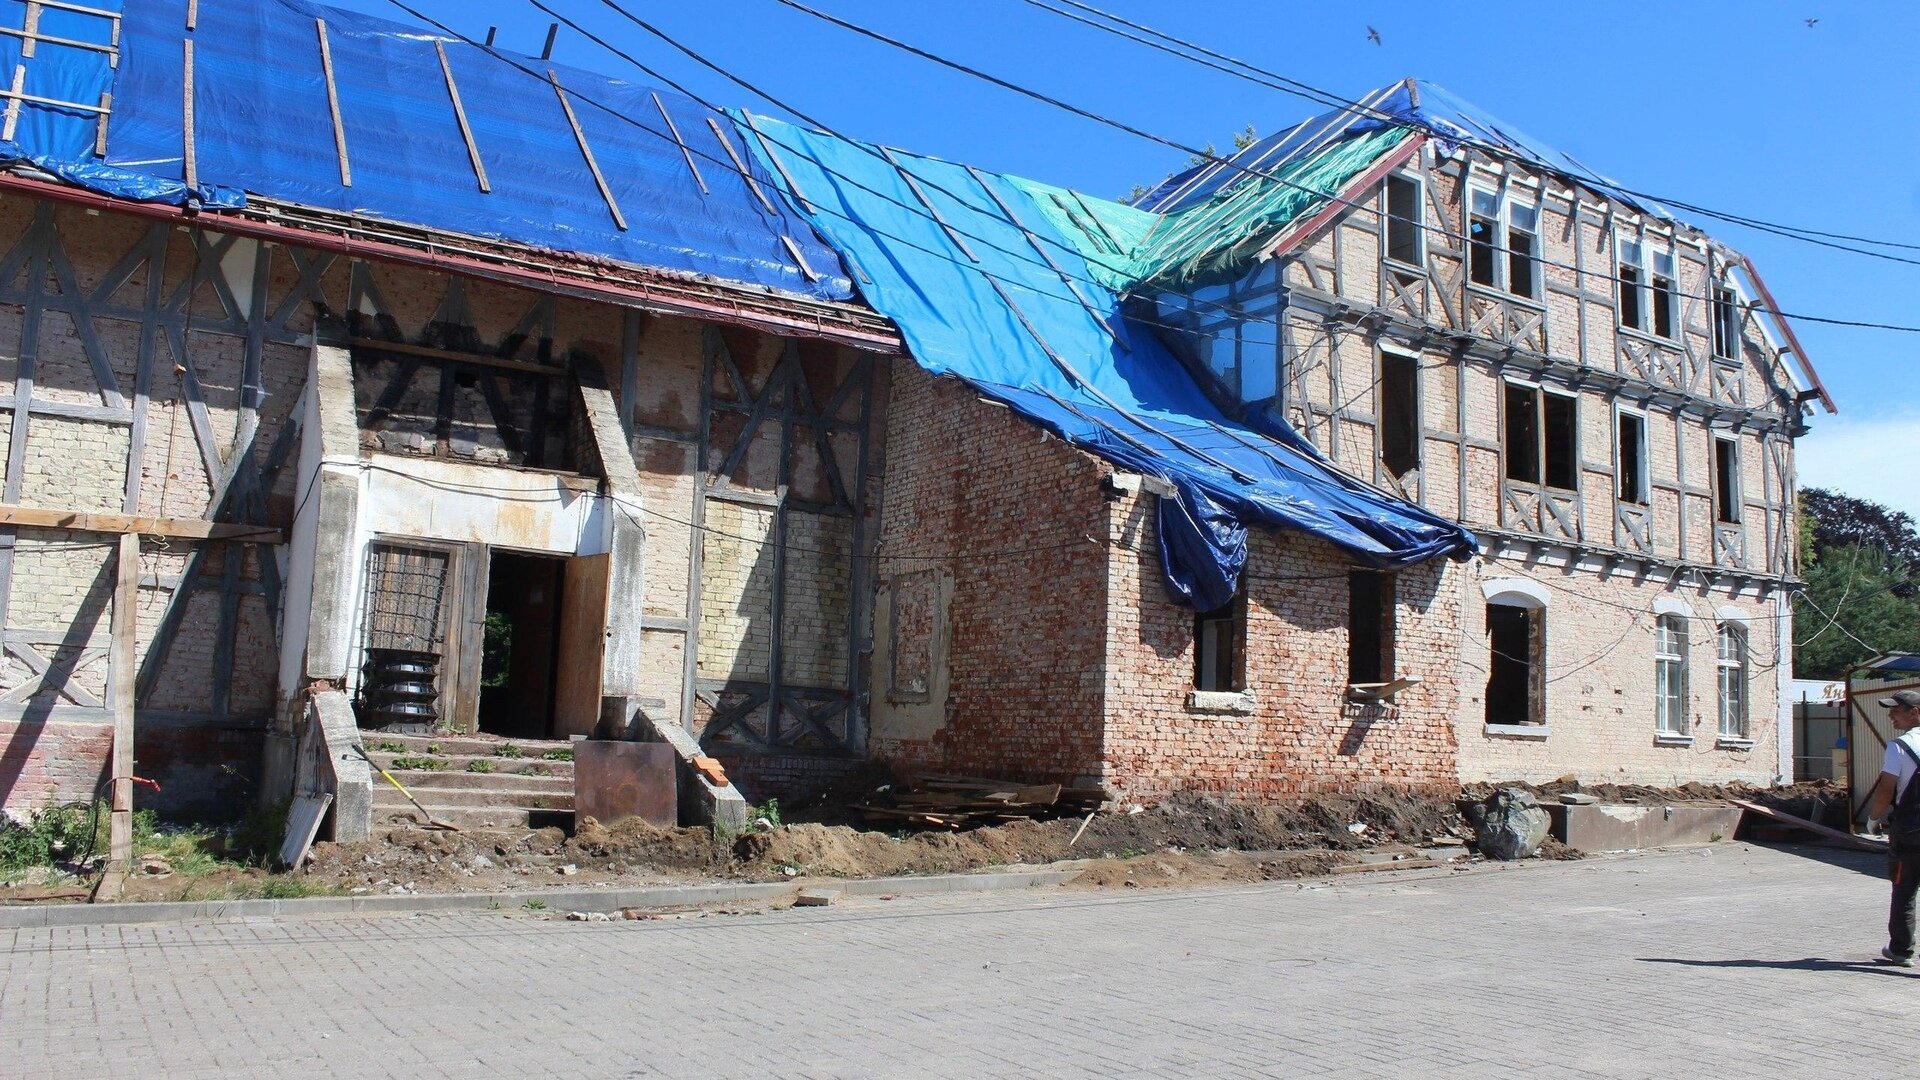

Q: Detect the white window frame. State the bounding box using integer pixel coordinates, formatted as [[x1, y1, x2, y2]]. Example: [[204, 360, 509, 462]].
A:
[[1468, 186, 1504, 291], [1712, 280, 1743, 361], [1648, 243, 1678, 341], [1714, 436, 1742, 525], [1383, 173, 1424, 267], [1716, 621, 1749, 741], [1614, 404, 1650, 506], [1504, 196, 1541, 302], [1654, 612, 1690, 737]]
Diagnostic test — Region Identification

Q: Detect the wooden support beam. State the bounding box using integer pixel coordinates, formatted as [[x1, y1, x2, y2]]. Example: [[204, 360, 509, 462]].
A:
[[181, 39, 196, 191], [348, 336, 564, 377], [316, 20, 350, 188], [107, 532, 137, 879], [435, 41, 489, 194], [0, 503, 283, 542], [548, 71, 623, 230]]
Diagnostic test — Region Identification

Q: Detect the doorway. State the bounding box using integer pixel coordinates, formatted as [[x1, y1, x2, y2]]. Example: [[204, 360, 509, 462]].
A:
[[478, 551, 567, 740]]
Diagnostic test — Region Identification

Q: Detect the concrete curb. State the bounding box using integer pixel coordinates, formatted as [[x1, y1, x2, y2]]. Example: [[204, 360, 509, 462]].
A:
[[0, 869, 1083, 929]]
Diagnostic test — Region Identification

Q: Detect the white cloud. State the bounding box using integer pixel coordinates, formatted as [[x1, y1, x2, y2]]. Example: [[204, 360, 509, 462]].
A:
[[1797, 412, 1920, 517]]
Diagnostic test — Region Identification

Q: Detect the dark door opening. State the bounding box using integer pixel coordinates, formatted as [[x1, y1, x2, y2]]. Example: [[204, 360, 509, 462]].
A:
[[478, 551, 567, 740]]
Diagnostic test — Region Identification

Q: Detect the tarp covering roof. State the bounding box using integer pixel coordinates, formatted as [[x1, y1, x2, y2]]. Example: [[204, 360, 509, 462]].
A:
[[1126, 78, 1676, 292], [0, 0, 853, 302], [734, 113, 1476, 607]]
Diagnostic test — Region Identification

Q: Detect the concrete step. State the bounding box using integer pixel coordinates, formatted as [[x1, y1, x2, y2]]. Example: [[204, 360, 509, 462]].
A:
[[359, 731, 576, 760], [364, 752, 573, 782], [365, 767, 573, 793], [368, 805, 574, 830], [373, 785, 574, 811]]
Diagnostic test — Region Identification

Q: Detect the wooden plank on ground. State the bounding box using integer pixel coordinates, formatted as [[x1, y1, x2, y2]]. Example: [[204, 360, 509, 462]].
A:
[[279, 793, 333, 869], [1729, 798, 1885, 853]]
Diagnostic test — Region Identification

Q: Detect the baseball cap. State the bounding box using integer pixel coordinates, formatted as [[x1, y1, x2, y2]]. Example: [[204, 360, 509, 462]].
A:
[[1879, 689, 1920, 708]]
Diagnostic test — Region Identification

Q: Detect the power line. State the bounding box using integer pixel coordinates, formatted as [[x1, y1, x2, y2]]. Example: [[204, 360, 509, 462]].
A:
[[382, 0, 1300, 357], [767, 0, 1920, 331], [1021, 0, 1920, 258], [406, 0, 1920, 347]]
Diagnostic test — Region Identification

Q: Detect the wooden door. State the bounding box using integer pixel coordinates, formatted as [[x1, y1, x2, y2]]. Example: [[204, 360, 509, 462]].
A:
[[552, 553, 610, 738]]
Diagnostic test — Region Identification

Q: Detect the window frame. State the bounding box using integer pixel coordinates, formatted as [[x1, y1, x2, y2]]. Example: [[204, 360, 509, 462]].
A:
[[1714, 436, 1742, 524], [1654, 612, 1690, 737], [1378, 344, 1421, 480], [1484, 597, 1546, 729], [1716, 622, 1749, 741], [1614, 405, 1649, 506], [1193, 593, 1246, 693], [1384, 173, 1424, 268], [1502, 380, 1579, 493], [1348, 570, 1396, 687], [1505, 197, 1541, 302], [1468, 186, 1502, 290], [1712, 283, 1743, 361], [1467, 184, 1543, 302]]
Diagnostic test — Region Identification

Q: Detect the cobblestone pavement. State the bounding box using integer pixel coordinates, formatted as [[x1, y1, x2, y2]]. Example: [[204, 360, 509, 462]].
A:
[[3, 842, 1913, 1079]]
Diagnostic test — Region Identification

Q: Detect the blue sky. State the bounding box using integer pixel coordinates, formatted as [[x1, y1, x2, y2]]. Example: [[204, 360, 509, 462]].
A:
[[335, 0, 1920, 513]]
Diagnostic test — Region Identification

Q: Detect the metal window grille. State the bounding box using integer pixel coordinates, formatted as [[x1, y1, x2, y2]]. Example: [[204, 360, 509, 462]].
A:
[[361, 543, 450, 652]]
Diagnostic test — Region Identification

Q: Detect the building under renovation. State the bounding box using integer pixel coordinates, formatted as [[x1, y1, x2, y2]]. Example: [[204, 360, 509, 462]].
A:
[[0, 0, 1830, 833]]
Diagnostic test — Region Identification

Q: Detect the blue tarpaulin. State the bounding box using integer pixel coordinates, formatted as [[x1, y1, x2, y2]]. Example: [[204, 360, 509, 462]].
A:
[[0, 0, 852, 302], [733, 114, 1476, 606]]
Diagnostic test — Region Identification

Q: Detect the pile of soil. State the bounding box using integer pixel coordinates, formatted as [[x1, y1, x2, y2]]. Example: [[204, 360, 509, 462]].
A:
[[297, 790, 1466, 896], [1465, 778, 1849, 828]]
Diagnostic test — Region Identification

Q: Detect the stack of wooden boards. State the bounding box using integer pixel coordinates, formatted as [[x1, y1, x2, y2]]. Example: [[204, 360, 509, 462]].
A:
[[857, 774, 1107, 829]]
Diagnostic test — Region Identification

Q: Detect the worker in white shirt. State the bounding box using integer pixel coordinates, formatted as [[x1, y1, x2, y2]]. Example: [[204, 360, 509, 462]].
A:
[[1864, 688, 1920, 967]]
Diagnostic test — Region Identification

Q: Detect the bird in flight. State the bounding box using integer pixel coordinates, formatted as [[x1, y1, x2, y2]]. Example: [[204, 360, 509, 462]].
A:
[[1805, 17, 1818, 27], [1366, 25, 1382, 45]]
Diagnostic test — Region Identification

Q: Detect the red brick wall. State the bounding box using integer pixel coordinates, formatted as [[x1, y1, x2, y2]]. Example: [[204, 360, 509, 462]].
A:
[[0, 718, 110, 816], [1100, 498, 1464, 800], [870, 368, 1112, 784]]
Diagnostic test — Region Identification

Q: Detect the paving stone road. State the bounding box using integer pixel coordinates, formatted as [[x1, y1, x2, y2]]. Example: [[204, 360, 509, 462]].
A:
[[3, 842, 1914, 1079]]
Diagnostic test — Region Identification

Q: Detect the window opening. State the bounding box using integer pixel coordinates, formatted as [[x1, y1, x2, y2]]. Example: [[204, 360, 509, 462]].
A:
[[1385, 174, 1423, 265], [1717, 623, 1748, 739], [1507, 202, 1538, 300], [1379, 350, 1420, 478], [1485, 603, 1542, 726], [1712, 286, 1741, 360], [1714, 438, 1741, 523], [1348, 571, 1395, 686], [1194, 596, 1244, 692], [1468, 188, 1499, 287], [1504, 383, 1539, 484], [1542, 391, 1577, 491], [1650, 249, 1677, 340], [1505, 384, 1577, 490], [1617, 238, 1644, 331], [1655, 613, 1689, 735], [1617, 411, 1647, 504]]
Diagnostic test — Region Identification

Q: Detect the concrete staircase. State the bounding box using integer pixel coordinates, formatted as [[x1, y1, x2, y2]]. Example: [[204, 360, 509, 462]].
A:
[[360, 731, 576, 830]]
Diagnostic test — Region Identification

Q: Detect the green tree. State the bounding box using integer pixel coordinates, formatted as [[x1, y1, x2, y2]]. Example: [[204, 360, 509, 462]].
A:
[[1794, 544, 1920, 678]]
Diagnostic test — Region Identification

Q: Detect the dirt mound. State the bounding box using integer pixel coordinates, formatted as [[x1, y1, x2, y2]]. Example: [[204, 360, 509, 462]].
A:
[[1464, 778, 1849, 828], [1067, 849, 1348, 889]]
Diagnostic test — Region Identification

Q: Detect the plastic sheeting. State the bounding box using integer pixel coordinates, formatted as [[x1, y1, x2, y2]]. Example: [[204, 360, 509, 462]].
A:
[[734, 113, 1475, 606], [2, 0, 852, 302]]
